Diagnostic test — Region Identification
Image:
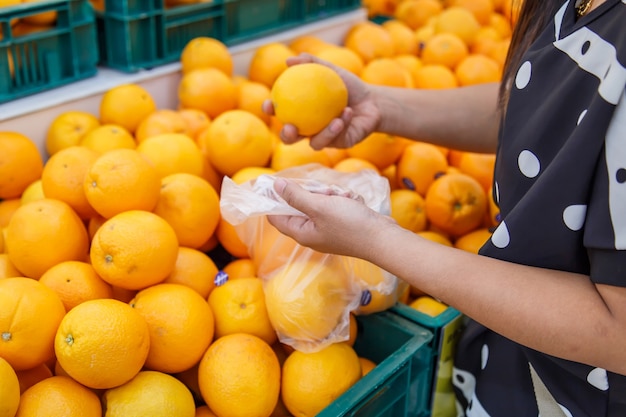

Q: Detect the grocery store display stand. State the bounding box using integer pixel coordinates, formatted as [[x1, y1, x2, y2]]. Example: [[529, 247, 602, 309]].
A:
[[0, 8, 367, 157]]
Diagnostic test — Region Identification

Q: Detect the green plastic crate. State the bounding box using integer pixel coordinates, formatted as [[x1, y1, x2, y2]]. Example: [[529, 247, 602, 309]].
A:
[[96, 0, 225, 72], [319, 310, 435, 417], [304, 0, 362, 23], [222, 0, 301, 46], [0, 0, 98, 103], [391, 303, 466, 417]]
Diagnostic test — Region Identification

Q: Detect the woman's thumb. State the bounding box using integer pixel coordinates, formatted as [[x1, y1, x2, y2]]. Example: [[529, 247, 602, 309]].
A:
[[273, 178, 310, 213]]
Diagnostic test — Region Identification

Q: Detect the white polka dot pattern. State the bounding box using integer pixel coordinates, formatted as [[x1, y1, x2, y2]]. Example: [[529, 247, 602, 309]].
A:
[[515, 61, 532, 90], [518, 150, 541, 178], [562, 204, 587, 231], [491, 222, 510, 248]]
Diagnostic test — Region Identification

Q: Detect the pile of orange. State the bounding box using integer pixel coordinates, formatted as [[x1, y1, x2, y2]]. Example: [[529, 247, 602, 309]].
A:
[[0, 2, 513, 411]]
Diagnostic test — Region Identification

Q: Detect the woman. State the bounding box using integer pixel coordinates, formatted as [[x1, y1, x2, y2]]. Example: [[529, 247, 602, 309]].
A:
[[263, 0, 626, 415]]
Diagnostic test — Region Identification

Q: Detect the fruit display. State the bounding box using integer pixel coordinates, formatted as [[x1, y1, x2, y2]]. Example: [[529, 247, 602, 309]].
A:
[[0, 1, 516, 415]]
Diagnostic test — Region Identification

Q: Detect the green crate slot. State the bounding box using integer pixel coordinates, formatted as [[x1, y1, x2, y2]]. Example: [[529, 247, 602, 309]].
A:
[[97, 0, 225, 73], [304, 0, 362, 22], [319, 310, 434, 417], [223, 0, 301, 46], [391, 303, 465, 416], [0, 0, 98, 104]]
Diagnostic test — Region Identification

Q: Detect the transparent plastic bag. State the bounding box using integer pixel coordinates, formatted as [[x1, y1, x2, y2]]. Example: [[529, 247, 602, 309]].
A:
[[220, 163, 401, 352]]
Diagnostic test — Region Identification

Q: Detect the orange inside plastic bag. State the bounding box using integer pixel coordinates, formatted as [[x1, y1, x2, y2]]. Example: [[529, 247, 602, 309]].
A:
[[220, 163, 404, 352]]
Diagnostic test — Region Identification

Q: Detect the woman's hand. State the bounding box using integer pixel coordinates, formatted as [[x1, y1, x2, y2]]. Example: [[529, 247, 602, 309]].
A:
[[266, 178, 397, 259], [262, 53, 381, 150]]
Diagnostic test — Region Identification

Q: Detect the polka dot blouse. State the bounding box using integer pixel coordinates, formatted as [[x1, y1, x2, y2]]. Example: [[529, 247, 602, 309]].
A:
[[452, 0, 626, 416]]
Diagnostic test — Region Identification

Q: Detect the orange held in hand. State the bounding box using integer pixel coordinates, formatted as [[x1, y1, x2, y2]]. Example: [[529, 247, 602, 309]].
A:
[[270, 62, 348, 137]]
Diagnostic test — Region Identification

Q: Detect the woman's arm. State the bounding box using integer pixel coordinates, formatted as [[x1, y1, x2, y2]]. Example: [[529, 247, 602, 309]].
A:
[[267, 179, 626, 375], [372, 83, 502, 154]]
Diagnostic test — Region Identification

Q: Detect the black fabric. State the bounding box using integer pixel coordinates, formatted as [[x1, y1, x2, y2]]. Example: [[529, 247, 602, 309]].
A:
[[453, 0, 626, 415]]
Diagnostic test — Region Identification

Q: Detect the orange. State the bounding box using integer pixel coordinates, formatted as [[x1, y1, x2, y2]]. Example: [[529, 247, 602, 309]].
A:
[[15, 363, 54, 394], [390, 189, 428, 232], [344, 21, 394, 63], [289, 35, 329, 55], [421, 33, 469, 70], [136, 132, 204, 178], [15, 375, 101, 417], [249, 217, 300, 277], [84, 148, 161, 218], [19, 179, 44, 205], [90, 209, 179, 290], [394, 54, 423, 84], [381, 19, 419, 56], [487, 185, 501, 227], [163, 246, 219, 298], [102, 370, 196, 417], [394, 0, 443, 30], [40, 146, 100, 220], [396, 142, 449, 196], [99, 84, 157, 134], [415, 25, 436, 55], [487, 38, 511, 70], [424, 172, 488, 237], [351, 257, 399, 315], [456, 151, 496, 192], [323, 147, 348, 166], [178, 108, 211, 141], [413, 64, 459, 89], [346, 132, 408, 171], [39, 260, 113, 311], [360, 58, 413, 88], [263, 256, 357, 350], [135, 109, 189, 143], [180, 36, 233, 76], [87, 214, 106, 241], [198, 333, 281, 417], [79, 124, 136, 153], [247, 42, 296, 88], [359, 357, 377, 376], [433, 7, 481, 46], [281, 342, 362, 417], [222, 257, 257, 279], [129, 283, 214, 373], [236, 80, 272, 125], [470, 26, 501, 56], [0, 198, 20, 227], [209, 277, 277, 345], [417, 230, 453, 246], [5, 199, 89, 279], [0, 253, 21, 278], [0, 131, 44, 199], [489, 12, 513, 39], [409, 295, 448, 316], [45, 110, 100, 156], [231, 166, 276, 185], [215, 217, 249, 259], [178, 67, 238, 119], [270, 62, 348, 137], [455, 54, 501, 86], [0, 356, 20, 417], [315, 46, 365, 76], [195, 406, 218, 417], [454, 227, 492, 254], [381, 163, 399, 190], [21, 0, 58, 25], [361, 0, 398, 17], [501, 0, 521, 26], [347, 313, 358, 347], [54, 298, 150, 389], [333, 157, 380, 174], [448, 0, 494, 25], [0, 277, 66, 371], [153, 173, 220, 248], [271, 139, 332, 171], [203, 109, 273, 177]]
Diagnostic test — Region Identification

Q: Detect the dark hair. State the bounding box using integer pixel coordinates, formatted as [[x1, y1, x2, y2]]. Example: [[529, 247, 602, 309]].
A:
[[498, 0, 564, 108]]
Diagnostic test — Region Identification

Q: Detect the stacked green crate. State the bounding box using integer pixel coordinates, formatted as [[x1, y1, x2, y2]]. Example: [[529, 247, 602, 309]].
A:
[[0, 0, 99, 103]]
